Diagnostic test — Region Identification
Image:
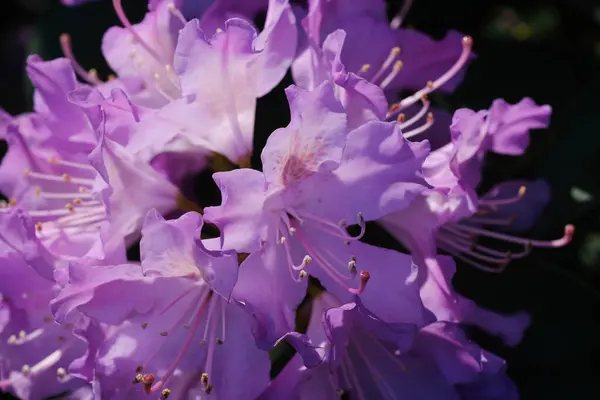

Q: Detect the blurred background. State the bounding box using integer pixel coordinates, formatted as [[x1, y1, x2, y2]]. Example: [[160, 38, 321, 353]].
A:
[[2, 0, 600, 398]]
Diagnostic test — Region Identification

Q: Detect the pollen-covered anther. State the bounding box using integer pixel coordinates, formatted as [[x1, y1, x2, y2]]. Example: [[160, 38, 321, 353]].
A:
[[216, 338, 224, 345], [360, 64, 371, 73], [278, 236, 286, 245], [141, 322, 148, 329], [21, 365, 31, 376], [518, 185, 527, 197], [65, 203, 75, 212], [8, 198, 16, 207], [299, 270, 307, 280], [23, 168, 31, 176], [34, 187, 41, 196], [201, 372, 209, 385], [73, 198, 82, 205], [62, 173, 71, 183], [56, 367, 67, 379], [288, 227, 297, 236], [7, 335, 17, 345], [397, 113, 406, 123], [426, 112, 434, 123], [134, 373, 143, 384], [348, 259, 357, 275], [160, 331, 168, 337], [19, 330, 26, 339], [161, 388, 172, 399], [136, 365, 144, 373]]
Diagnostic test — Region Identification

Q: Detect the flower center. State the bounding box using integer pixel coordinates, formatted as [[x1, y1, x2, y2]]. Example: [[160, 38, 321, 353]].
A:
[[274, 209, 370, 294]]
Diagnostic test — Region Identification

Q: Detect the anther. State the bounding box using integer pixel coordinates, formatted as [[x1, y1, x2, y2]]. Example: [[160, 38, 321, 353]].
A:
[[153, 73, 160, 81], [161, 388, 171, 399], [62, 174, 71, 183], [201, 373, 209, 385], [8, 198, 16, 207], [348, 259, 357, 275], [205, 384, 213, 394], [134, 373, 143, 384], [73, 198, 82, 205], [7, 335, 16, 344], [289, 227, 296, 235], [136, 365, 143, 373], [360, 64, 371, 73], [397, 113, 406, 123], [518, 186, 527, 197], [141, 322, 148, 329], [56, 367, 67, 379], [19, 330, 26, 338], [160, 331, 168, 337], [65, 203, 75, 212], [216, 338, 223, 345], [299, 270, 307, 280], [21, 365, 31, 375]]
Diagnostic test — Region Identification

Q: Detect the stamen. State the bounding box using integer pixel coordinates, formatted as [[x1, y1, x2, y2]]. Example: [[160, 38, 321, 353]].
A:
[[479, 186, 527, 206], [167, 2, 187, 25], [398, 98, 430, 129], [59, 34, 102, 85], [112, 0, 164, 63], [402, 112, 434, 139], [370, 47, 401, 85], [390, 0, 413, 29], [47, 157, 96, 171], [453, 223, 574, 249], [379, 60, 404, 89], [399, 36, 473, 110]]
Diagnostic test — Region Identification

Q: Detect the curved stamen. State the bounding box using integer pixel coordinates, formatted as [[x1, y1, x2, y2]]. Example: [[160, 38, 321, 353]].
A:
[[370, 47, 401, 85], [398, 36, 473, 110], [59, 34, 102, 85], [402, 112, 434, 138], [390, 0, 413, 29], [452, 223, 574, 248], [397, 98, 430, 129], [167, 2, 187, 25]]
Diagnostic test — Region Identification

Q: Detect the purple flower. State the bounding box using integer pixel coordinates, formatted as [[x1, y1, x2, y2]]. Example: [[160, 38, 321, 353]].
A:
[[126, 0, 298, 165], [293, 0, 473, 97], [263, 293, 517, 399], [204, 82, 429, 306], [0, 74, 179, 261], [379, 96, 569, 276], [0, 209, 93, 399], [51, 210, 271, 399]]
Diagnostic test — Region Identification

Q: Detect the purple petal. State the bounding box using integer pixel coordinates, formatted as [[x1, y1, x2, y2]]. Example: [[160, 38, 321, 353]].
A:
[[204, 168, 270, 253], [315, 120, 429, 222]]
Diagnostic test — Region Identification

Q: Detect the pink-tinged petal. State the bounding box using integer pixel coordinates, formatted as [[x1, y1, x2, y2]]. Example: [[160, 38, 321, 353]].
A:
[[488, 97, 552, 155], [140, 209, 204, 277], [204, 168, 270, 253], [88, 133, 179, 248], [258, 355, 306, 400], [0, 208, 56, 281], [50, 262, 150, 323], [327, 30, 388, 127], [419, 256, 531, 347], [174, 18, 258, 162], [253, 0, 298, 97], [233, 243, 307, 345], [415, 322, 507, 385], [261, 81, 346, 191], [208, 303, 271, 399], [313, 120, 429, 223]]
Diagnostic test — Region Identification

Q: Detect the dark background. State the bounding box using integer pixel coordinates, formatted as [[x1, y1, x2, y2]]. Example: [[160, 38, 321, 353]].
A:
[[2, 0, 600, 398]]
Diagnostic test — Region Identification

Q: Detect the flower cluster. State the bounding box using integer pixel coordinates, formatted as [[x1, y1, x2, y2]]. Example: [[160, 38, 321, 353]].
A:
[[0, 0, 573, 399]]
